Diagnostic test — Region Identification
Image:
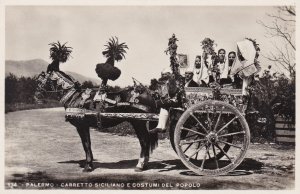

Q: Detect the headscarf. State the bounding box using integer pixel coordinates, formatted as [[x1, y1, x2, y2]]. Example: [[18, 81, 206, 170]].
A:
[[230, 39, 258, 77]]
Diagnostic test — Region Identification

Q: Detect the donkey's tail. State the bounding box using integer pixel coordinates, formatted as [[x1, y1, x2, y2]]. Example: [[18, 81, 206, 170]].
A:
[[149, 130, 158, 153]]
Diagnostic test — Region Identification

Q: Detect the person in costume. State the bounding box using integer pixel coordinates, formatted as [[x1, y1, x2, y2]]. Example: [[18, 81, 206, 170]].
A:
[[193, 55, 209, 87], [185, 66, 199, 87], [227, 51, 243, 88], [149, 67, 183, 133], [230, 39, 261, 95], [213, 48, 229, 85]]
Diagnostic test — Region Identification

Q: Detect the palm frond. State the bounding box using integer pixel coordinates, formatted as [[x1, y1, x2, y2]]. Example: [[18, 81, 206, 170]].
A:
[[102, 37, 129, 62], [49, 41, 73, 63]]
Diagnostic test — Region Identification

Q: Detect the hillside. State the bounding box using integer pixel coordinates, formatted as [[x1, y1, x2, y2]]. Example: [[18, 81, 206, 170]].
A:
[[5, 59, 48, 78], [5, 59, 99, 84]]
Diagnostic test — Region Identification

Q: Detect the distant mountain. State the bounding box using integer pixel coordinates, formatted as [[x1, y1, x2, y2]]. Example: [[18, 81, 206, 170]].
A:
[[65, 71, 99, 85], [5, 59, 48, 78], [5, 59, 99, 84]]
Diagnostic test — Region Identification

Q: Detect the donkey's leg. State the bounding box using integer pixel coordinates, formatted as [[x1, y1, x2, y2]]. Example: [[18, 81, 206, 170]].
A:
[[131, 120, 158, 172], [76, 124, 94, 172], [135, 137, 150, 172], [132, 121, 149, 172]]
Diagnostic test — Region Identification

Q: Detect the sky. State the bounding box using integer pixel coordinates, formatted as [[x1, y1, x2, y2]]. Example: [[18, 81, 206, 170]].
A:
[[5, 5, 293, 87]]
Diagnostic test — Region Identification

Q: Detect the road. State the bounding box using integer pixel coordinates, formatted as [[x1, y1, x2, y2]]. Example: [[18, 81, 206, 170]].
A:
[[5, 108, 295, 190]]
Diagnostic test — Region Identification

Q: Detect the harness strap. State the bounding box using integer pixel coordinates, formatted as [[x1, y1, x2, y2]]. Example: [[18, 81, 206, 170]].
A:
[[60, 88, 77, 104]]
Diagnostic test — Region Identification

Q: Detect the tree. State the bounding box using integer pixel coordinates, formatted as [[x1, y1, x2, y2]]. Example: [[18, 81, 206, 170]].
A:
[[17, 76, 37, 103], [5, 73, 18, 104], [5, 74, 40, 104], [248, 66, 295, 142], [258, 6, 295, 78]]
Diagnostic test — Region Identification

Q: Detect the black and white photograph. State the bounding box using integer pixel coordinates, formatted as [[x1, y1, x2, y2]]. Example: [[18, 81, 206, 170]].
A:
[[2, 0, 297, 191]]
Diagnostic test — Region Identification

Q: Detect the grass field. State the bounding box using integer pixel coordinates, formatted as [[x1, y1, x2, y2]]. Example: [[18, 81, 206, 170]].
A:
[[5, 101, 62, 113]]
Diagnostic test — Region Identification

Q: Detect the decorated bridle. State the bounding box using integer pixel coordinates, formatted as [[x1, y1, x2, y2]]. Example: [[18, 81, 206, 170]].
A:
[[37, 71, 75, 93], [36, 71, 79, 105]]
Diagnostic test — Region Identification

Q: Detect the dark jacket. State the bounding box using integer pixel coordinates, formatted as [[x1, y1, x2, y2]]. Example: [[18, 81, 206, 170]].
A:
[[185, 79, 199, 87]]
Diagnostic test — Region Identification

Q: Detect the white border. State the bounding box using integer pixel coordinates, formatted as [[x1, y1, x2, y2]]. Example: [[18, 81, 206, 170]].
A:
[[0, 0, 298, 194]]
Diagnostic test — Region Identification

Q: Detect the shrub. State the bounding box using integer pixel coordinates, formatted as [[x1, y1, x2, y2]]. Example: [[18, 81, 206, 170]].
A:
[[249, 66, 295, 142]]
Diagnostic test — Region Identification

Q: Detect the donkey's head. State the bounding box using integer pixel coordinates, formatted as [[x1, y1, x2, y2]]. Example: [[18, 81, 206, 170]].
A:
[[34, 71, 79, 103]]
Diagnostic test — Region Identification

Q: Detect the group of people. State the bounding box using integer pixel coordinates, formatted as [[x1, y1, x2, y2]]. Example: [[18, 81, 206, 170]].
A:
[[150, 38, 261, 134], [184, 49, 242, 88]]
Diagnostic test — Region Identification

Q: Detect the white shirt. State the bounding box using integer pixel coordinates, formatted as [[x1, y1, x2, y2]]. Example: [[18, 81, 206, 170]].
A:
[[217, 60, 229, 79], [193, 62, 210, 84], [193, 68, 201, 84]]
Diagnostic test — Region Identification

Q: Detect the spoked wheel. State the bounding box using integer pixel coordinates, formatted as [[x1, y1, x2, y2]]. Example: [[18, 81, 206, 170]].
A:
[[174, 100, 250, 176]]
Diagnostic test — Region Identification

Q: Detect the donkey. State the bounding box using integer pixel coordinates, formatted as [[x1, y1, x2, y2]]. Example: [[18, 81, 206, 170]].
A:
[[34, 70, 159, 172]]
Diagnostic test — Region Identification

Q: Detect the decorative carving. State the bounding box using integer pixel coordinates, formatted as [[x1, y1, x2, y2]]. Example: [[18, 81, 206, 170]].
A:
[[184, 87, 245, 113]]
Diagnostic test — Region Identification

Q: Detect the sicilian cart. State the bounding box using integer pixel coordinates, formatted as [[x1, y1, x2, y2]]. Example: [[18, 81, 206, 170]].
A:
[[35, 35, 257, 175]]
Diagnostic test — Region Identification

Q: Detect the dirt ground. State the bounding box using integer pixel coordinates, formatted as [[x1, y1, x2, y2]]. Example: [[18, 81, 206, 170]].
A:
[[5, 108, 295, 190]]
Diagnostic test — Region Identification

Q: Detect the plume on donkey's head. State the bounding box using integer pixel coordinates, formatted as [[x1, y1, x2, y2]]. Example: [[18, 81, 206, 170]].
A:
[[96, 37, 129, 86]]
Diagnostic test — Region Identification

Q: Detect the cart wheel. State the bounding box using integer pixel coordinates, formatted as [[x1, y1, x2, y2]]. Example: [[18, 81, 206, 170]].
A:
[[169, 108, 234, 158], [174, 100, 250, 176]]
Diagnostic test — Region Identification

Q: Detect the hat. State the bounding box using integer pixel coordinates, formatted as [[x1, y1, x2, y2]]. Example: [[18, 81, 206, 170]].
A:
[[237, 40, 256, 66], [230, 39, 257, 76]]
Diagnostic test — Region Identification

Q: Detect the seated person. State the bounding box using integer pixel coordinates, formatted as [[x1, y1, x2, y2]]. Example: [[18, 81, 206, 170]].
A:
[[227, 51, 243, 88], [185, 67, 199, 87], [231, 39, 261, 95], [220, 52, 234, 86], [193, 55, 208, 87], [229, 39, 261, 114], [149, 68, 183, 134], [213, 48, 231, 86], [209, 48, 228, 85]]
